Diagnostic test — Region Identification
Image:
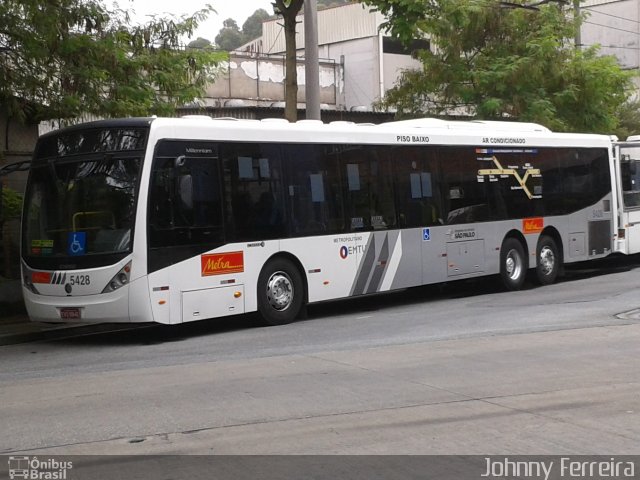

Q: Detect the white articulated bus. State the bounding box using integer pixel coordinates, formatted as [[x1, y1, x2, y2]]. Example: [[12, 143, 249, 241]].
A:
[[20, 116, 640, 326]]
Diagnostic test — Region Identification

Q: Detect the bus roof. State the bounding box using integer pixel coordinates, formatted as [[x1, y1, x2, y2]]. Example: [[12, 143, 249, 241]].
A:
[[41, 116, 612, 149], [380, 118, 552, 133], [144, 116, 611, 148]]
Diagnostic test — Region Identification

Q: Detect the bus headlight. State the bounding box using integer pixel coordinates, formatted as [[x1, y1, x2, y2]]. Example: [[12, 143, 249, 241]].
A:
[[24, 275, 40, 294], [102, 261, 132, 293]]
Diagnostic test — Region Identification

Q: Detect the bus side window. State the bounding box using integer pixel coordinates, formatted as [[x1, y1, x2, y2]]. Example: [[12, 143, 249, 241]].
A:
[[148, 149, 224, 248], [561, 149, 611, 213], [221, 143, 286, 241], [621, 158, 633, 191], [282, 144, 344, 235], [340, 145, 397, 232], [369, 147, 397, 230], [393, 146, 442, 228], [148, 159, 177, 244], [441, 148, 488, 224], [340, 146, 370, 231], [622, 157, 640, 207]]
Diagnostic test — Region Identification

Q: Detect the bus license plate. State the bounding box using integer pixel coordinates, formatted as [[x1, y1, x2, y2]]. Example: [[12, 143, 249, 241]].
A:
[[60, 308, 81, 319]]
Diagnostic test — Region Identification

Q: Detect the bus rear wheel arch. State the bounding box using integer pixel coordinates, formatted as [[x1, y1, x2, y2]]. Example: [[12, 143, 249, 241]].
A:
[[257, 256, 306, 326], [500, 236, 528, 291], [535, 234, 561, 285]]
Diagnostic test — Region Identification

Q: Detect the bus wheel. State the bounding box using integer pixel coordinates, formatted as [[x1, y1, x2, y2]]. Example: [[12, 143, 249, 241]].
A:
[[257, 258, 304, 326], [500, 238, 526, 291], [535, 235, 560, 285]]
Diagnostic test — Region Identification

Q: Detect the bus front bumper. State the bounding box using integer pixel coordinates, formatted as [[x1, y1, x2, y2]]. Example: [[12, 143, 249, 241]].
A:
[[23, 285, 134, 324]]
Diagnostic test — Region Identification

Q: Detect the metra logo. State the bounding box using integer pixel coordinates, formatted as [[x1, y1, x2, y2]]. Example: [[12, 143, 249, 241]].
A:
[[523, 217, 544, 233], [201, 252, 244, 276]]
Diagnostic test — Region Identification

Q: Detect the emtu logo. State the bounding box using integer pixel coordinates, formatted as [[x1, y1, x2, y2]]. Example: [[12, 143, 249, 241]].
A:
[[339, 244, 366, 259]]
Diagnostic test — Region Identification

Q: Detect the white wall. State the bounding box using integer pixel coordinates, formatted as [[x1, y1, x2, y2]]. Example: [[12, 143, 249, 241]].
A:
[[582, 0, 640, 69], [259, 3, 384, 55], [325, 37, 381, 109], [205, 54, 344, 107], [382, 52, 422, 95], [235, 3, 425, 111]]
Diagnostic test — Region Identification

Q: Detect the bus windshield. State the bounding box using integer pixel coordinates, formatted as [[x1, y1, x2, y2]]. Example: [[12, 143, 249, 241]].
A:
[[22, 156, 142, 267], [22, 126, 146, 269]]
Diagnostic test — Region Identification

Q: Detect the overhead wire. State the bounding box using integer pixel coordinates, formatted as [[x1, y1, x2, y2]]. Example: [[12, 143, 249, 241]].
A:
[[580, 43, 640, 51], [583, 20, 640, 36], [581, 7, 640, 25]]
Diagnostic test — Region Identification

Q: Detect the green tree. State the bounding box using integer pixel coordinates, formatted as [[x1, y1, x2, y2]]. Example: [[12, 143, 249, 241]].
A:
[[274, 0, 304, 122], [0, 0, 226, 122], [188, 37, 213, 50], [215, 18, 244, 51], [242, 9, 271, 42], [0, 186, 21, 224], [0, 186, 22, 279], [614, 100, 640, 141], [362, 0, 635, 133]]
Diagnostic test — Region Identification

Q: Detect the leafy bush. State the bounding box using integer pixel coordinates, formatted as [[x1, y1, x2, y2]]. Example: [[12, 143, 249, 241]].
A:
[[1, 186, 23, 223]]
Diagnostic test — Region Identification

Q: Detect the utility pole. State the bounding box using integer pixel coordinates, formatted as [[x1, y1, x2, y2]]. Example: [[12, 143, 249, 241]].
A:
[[304, 0, 321, 120], [573, 0, 581, 49]]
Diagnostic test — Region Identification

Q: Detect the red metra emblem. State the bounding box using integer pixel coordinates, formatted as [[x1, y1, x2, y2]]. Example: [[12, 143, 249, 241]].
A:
[[201, 252, 244, 276]]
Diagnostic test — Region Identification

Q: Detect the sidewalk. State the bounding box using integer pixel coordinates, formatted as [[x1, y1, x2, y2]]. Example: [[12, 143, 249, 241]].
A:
[[0, 277, 129, 345]]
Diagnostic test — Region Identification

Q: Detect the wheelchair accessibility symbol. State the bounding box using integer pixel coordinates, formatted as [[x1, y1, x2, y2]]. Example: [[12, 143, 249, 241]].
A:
[[68, 232, 86, 256]]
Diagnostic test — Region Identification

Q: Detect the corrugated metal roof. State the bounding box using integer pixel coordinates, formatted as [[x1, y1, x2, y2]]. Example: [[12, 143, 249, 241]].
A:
[[176, 105, 395, 124], [262, 3, 385, 55], [582, 0, 627, 7]]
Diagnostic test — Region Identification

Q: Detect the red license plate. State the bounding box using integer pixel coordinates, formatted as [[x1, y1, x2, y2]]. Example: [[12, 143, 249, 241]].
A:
[[60, 308, 81, 319]]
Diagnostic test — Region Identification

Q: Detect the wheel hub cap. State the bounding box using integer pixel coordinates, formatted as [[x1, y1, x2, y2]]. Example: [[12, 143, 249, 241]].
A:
[[539, 246, 555, 275], [506, 249, 522, 280], [266, 271, 293, 311]]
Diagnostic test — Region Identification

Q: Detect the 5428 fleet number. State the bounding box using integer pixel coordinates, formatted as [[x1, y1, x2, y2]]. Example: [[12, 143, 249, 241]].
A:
[[69, 275, 90, 286]]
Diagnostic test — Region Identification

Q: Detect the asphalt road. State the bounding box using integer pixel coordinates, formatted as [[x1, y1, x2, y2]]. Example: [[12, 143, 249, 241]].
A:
[[1, 255, 640, 456]]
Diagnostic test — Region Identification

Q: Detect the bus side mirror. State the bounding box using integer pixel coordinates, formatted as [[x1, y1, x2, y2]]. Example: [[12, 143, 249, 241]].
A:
[[173, 155, 194, 209], [177, 174, 193, 210]]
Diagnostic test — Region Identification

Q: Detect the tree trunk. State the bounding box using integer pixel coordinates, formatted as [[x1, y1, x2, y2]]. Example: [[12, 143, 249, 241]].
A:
[[283, 12, 299, 122], [274, 0, 304, 123]]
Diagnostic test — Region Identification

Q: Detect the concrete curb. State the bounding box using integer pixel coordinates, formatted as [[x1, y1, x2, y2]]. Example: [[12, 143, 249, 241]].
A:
[[0, 321, 148, 346]]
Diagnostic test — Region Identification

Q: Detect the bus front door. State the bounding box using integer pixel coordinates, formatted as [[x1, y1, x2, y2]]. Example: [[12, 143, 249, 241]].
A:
[[616, 143, 640, 254]]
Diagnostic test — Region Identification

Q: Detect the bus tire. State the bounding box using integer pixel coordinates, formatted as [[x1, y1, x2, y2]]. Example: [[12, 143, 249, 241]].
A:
[[535, 235, 560, 285], [257, 258, 304, 326], [500, 237, 527, 291]]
